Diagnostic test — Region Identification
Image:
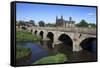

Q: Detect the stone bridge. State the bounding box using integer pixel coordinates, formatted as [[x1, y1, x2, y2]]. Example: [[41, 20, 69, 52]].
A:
[[27, 27, 96, 52]]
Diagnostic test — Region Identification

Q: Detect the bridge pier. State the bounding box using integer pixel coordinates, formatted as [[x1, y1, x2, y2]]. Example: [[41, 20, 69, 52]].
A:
[[73, 38, 82, 51], [43, 32, 48, 40]]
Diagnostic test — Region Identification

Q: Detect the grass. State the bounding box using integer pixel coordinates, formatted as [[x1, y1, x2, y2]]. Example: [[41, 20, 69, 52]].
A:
[[16, 31, 41, 42], [16, 45, 31, 60], [33, 53, 67, 64]]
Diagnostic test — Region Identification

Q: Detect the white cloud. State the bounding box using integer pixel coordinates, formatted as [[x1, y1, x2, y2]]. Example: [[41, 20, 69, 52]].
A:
[[87, 12, 94, 16]]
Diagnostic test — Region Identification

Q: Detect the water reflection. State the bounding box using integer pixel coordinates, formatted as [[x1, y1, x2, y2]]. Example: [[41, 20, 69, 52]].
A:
[[16, 42, 48, 65], [56, 39, 97, 62], [47, 40, 53, 49], [16, 39, 97, 65], [40, 39, 97, 62]]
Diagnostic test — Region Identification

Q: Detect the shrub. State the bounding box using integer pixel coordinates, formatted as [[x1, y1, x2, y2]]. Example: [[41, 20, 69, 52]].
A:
[[33, 53, 67, 64]]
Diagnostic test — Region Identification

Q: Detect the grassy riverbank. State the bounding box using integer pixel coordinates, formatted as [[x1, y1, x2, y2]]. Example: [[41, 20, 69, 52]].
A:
[[16, 46, 31, 60], [16, 31, 41, 42], [16, 31, 42, 62], [33, 53, 67, 64]]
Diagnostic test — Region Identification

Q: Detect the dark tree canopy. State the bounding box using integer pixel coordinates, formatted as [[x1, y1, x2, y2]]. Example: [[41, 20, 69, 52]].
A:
[[88, 23, 96, 28], [38, 21, 45, 27], [76, 20, 88, 27], [16, 20, 36, 27], [29, 20, 35, 26], [76, 19, 96, 28], [18, 20, 26, 26]]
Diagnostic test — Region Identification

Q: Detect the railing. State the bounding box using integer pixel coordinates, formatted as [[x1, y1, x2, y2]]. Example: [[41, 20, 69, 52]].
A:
[[31, 26, 96, 35]]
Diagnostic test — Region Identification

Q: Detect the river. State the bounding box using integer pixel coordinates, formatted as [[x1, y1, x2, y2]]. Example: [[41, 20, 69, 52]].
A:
[[16, 42, 49, 65], [16, 39, 97, 65]]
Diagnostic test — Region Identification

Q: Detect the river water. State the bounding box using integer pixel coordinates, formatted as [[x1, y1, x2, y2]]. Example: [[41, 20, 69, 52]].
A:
[[16, 40, 97, 65], [16, 42, 49, 65]]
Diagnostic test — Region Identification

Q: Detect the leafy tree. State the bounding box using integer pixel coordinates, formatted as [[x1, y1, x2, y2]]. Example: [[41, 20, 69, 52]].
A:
[[38, 21, 45, 27], [18, 20, 26, 26], [29, 20, 35, 26], [88, 23, 96, 28], [76, 20, 88, 27]]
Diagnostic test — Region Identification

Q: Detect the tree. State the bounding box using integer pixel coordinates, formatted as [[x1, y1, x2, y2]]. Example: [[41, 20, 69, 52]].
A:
[[18, 20, 26, 26], [29, 20, 35, 26], [76, 20, 88, 27], [88, 23, 96, 28], [38, 21, 45, 27]]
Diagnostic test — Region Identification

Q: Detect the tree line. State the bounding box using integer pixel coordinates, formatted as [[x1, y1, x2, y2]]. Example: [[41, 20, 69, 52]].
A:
[[16, 19, 96, 28], [16, 20, 55, 27], [76, 20, 96, 28]]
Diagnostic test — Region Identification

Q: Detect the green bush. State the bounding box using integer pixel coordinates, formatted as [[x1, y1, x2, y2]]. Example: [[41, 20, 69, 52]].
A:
[[33, 53, 67, 64], [16, 46, 31, 60]]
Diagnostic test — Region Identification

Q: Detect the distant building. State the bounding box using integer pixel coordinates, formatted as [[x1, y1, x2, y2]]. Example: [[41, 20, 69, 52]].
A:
[[56, 15, 75, 27]]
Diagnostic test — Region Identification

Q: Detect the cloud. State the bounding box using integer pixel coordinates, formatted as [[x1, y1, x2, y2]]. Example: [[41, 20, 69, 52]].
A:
[[87, 12, 94, 16]]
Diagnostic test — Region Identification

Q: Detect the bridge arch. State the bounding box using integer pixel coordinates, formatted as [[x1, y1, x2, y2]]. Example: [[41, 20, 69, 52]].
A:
[[58, 34, 73, 47], [47, 32, 54, 42], [39, 31, 44, 39], [80, 37, 96, 53], [30, 29, 33, 32], [34, 30, 37, 35]]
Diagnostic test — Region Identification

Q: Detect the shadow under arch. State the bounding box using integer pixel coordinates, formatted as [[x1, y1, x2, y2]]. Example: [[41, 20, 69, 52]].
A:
[[80, 37, 96, 53], [58, 34, 73, 47], [34, 30, 37, 35], [46, 32, 54, 49], [47, 32, 54, 42], [39, 31, 44, 39], [58, 34, 73, 52]]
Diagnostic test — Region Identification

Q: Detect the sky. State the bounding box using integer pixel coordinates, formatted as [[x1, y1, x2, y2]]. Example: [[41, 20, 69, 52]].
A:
[[16, 3, 97, 24]]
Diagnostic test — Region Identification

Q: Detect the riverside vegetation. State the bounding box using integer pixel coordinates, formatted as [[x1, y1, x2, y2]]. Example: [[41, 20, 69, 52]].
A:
[[33, 53, 67, 64], [16, 31, 67, 64], [16, 31, 41, 62]]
